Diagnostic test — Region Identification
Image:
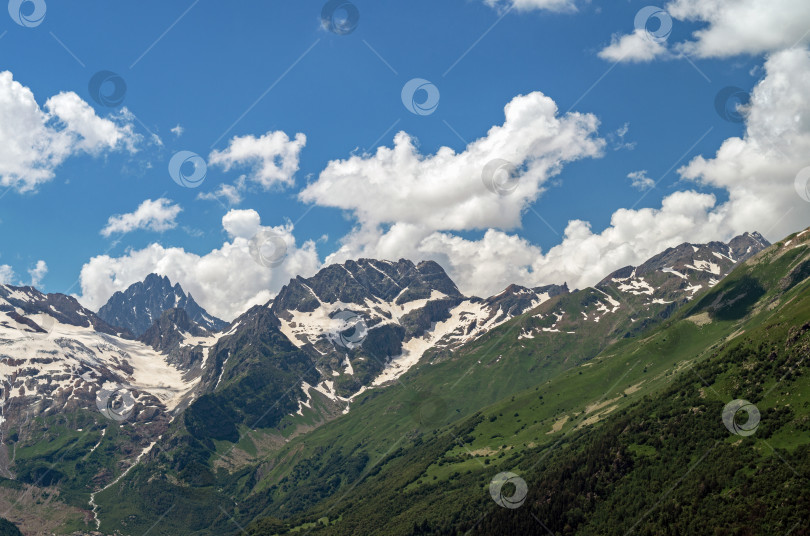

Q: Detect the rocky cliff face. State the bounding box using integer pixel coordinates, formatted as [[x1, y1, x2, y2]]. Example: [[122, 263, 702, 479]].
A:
[[264, 259, 558, 395], [0, 284, 128, 338], [516, 232, 772, 344], [97, 274, 226, 336], [0, 231, 775, 534], [0, 283, 202, 485]]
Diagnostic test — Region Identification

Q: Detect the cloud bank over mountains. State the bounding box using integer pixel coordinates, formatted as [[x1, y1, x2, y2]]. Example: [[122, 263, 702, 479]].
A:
[[76, 44, 810, 317], [2, 2, 806, 320]]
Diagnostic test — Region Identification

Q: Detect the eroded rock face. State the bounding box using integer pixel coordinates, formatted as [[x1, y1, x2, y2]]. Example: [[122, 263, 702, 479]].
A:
[[98, 273, 226, 336], [0, 233, 774, 524], [0, 285, 126, 337], [266, 259, 565, 396], [0, 283, 206, 475], [512, 233, 773, 346]]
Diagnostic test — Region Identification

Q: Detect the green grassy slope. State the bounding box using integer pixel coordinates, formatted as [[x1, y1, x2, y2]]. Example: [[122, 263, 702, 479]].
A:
[[86, 257, 688, 533], [243, 231, 810, 535], [31, 231, 802, 535]]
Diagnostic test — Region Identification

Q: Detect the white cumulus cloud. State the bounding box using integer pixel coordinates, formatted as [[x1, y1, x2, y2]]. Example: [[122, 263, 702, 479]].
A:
[[209, 131, 306, 189], [78, 212, 322, 320], [0, 71, 140, 192], [101, 198, 182, 237], [667, 0, 810, 58], [301, 91, 604, 233], [599, 0, 810, 63], [222, 208, 262, 239], [27, 260, 48, 288], [598, 29, 670, 63], [676, 47, 810, 240]]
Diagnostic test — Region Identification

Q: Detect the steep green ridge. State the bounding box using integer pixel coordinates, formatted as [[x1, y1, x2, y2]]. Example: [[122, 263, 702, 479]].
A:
[[223, 245, 764, 524], [83, 305, 330, 535], [85, 257, 703, 533], [242, 231, 810, 534], [5, 233, 785, 534]]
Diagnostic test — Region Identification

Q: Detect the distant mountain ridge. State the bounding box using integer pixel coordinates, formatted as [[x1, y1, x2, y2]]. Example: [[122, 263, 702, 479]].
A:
[[268, 258, 564, 396], [512, 232, 771, 347], [0, 284, 127, 338], [240, 229, 805, 536], [98, 273, 227, 336], [0, 230, 776, 534]]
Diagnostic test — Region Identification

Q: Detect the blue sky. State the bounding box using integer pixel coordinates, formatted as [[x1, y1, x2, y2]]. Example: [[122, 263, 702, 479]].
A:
[[1, 0, 808, 319]]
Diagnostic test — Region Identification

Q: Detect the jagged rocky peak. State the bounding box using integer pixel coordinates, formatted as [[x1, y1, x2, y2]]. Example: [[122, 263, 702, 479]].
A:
[[0, 283, 124, 337], [97, 273, 226, 337], [727, 231, 770, 260], [517, 233, 772, 342], [0, 285, 201, 458], [270, 258, 568, 391], [139, 307, 209, 350], [598, 232, 771, 287], [478, 283, 569, 318], [271, 258, 463, 317]]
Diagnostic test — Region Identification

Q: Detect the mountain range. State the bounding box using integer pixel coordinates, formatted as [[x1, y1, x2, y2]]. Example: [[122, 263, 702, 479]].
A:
[[3, 229, 807, 535]]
